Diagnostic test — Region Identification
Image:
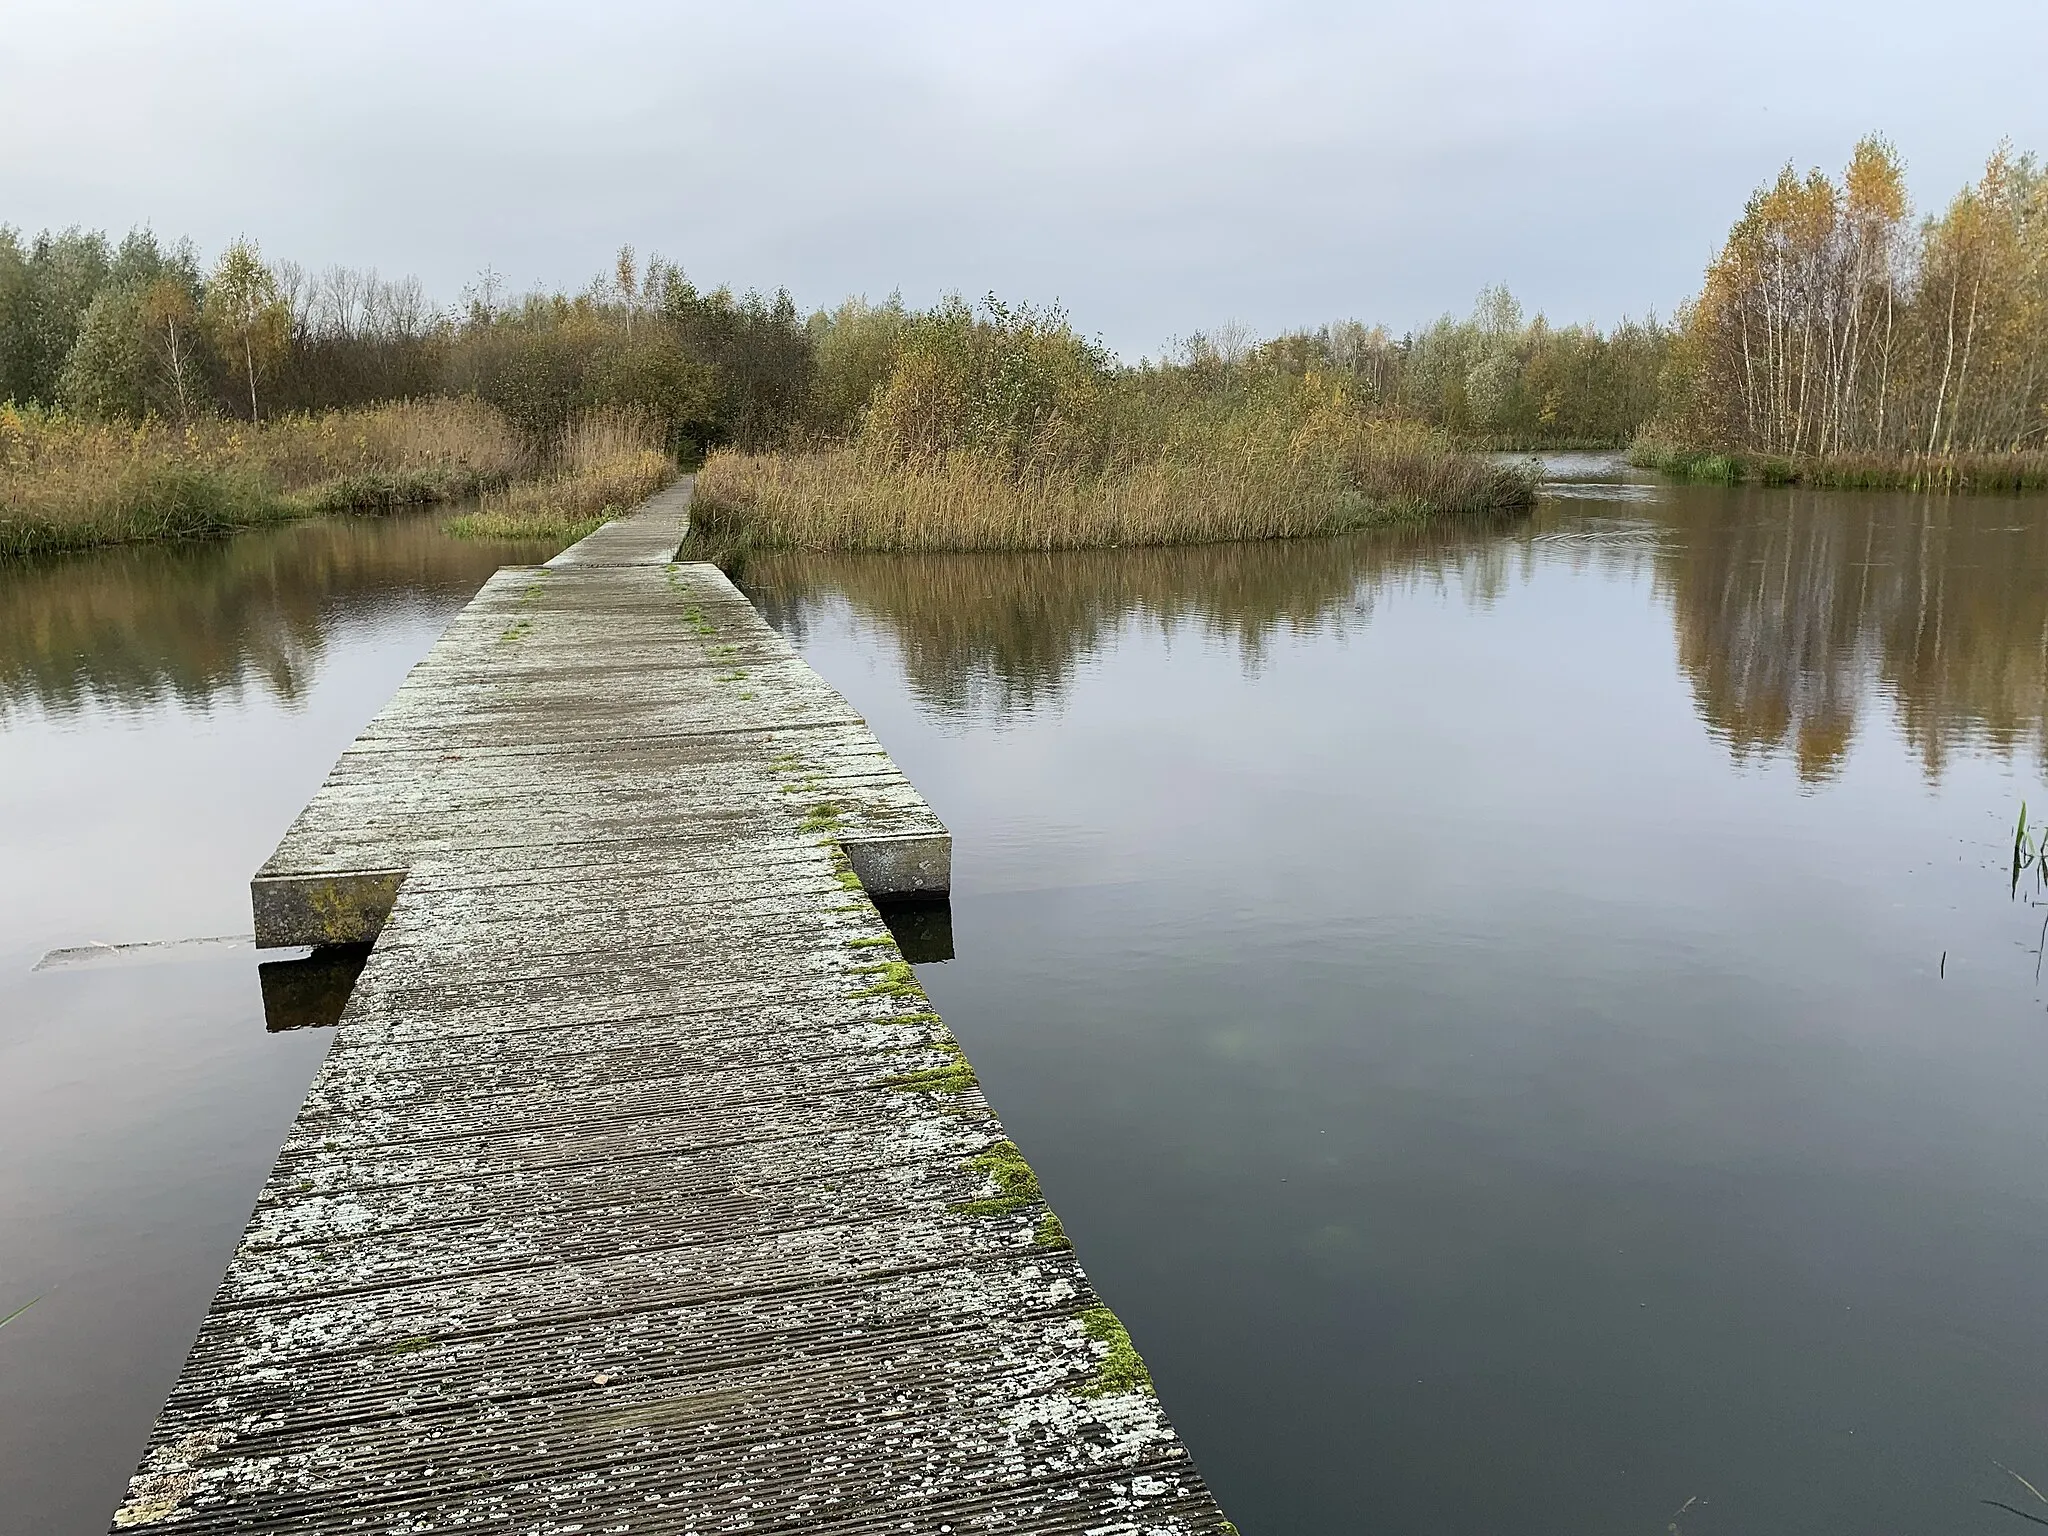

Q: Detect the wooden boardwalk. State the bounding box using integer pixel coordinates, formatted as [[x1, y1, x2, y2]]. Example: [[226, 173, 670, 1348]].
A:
[[112, 484, 1231, 1534]]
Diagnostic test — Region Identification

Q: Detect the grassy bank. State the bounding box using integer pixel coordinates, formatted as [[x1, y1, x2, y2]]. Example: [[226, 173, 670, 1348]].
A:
[[445, 410, 676, 542], [692, 423, 1531, 563], [0, 399, 527, 558], [1631, 438, 2048, 492]]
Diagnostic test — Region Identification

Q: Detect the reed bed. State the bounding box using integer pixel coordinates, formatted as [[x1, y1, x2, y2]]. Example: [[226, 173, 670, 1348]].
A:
[[445, 408, 676, 542], [1797, 454, 2048, 493], [1631, 438, 2048, 493], [691, 420, 1533, 560], [0, 399, 527, 559]]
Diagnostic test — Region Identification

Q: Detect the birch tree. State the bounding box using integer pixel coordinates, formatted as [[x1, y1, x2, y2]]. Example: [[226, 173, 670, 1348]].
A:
[[1666, 137, 2046, 460], [141, 277, 204, 423], [204, 239, 287, 421]]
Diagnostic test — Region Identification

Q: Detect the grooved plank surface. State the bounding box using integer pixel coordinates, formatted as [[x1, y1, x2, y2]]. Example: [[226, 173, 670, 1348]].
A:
[[111, 484, 1230, 1534]]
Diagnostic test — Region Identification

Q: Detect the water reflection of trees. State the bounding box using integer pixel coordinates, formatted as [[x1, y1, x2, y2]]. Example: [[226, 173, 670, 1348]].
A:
[[1657, 487, 2048, 781], [750, 489, 2047, 785], [0, 516, 548, 716], [13, 491, 2034, 785], [745, 515, 1607, 720]]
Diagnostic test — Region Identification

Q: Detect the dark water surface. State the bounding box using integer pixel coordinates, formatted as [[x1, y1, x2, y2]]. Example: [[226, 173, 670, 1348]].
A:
[[4, 472, 2048, 1533], [744, 467, 2048, 1536]]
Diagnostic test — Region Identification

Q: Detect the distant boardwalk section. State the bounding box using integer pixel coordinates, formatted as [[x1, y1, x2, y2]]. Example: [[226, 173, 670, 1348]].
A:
[[112, 480, 1230, 1533]]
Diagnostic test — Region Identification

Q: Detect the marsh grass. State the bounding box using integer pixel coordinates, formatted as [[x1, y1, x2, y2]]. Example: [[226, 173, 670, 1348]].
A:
[[445, 408, 676, 542], [689, 299, 1531, 560], [691, 420, 1532, 560], [1631, 437, 2048, 493], [0, 399, 526, 558]]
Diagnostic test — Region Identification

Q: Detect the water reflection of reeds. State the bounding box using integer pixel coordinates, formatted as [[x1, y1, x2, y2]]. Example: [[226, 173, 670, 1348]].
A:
[[0, 513, 552, 716], [744, 515, 1541, 719], [751, 487, 2048, 785], [5, 486, 2040, 787]]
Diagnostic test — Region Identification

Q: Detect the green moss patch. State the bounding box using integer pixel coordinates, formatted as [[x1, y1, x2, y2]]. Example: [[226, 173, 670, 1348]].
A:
[[852, 959, 922, 999], [1076, 1305, 1153, 1397], [1034, 1211, 1073, 1250], [880, 1038, 976, 1094], [950, 1140, 1043, 1216]]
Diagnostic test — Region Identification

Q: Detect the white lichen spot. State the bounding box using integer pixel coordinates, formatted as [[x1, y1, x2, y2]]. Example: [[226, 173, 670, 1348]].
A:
[[111, 1430, 228, 1527]]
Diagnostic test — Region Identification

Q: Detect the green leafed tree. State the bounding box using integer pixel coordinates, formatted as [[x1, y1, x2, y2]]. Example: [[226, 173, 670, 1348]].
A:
[[1, 228, 112, 405], [204, 239, 288, 421], [0, 228, 31, 403], [56, 283, 150, 417], [46, 233, 210, 421]]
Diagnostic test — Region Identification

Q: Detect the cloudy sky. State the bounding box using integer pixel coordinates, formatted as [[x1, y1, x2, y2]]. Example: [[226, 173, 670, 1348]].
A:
[[5, 0, 2043, 355]]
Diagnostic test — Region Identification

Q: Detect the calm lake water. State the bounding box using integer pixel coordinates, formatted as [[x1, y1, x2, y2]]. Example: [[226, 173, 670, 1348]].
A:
[[5, 466, 2048, 1534]]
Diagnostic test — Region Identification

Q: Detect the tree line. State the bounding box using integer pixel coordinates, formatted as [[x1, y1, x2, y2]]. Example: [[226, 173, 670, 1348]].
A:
[[1, 227, 1672, 457], [1654, 137, 2047, 461], [1190, 290, 1669, 447], [0, 229, 817, 457], [11, 129, 2036, 473]]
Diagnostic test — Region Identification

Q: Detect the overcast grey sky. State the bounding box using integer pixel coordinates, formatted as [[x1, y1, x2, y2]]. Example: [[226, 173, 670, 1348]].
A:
[[5, 0, 2044, 355]]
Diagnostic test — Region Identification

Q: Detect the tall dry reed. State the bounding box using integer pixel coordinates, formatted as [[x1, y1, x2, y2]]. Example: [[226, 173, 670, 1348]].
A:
[[691, 418, 1532, 558], [0, 399, 527, 558], [446, 407, 676, 542]]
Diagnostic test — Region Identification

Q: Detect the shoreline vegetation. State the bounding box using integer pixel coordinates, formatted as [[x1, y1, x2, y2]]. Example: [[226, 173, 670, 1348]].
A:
[[0, 399, 519, 559], [0, 398, 675, 559], [3, 132, 2041, 561], [1636, 137, 2047, 485], [1628, 439, 2048, 492], [687, 300, 1538, 563], [0, 229, 1624, 564], [444, 410, 675, 542], [691, 429, 1532, 561]]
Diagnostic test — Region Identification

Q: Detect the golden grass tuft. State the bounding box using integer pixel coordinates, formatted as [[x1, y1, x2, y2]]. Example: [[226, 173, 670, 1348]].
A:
[[445, 407, 676, 542]]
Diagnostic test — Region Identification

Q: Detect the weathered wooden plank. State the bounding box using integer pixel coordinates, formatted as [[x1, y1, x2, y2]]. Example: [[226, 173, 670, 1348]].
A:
[[112, 485, 1230, 1533], [538, 479, 693, 567]]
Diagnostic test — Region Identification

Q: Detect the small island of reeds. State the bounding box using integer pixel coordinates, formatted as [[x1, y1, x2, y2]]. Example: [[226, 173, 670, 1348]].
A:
[[688, 298, 1536, 563]]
